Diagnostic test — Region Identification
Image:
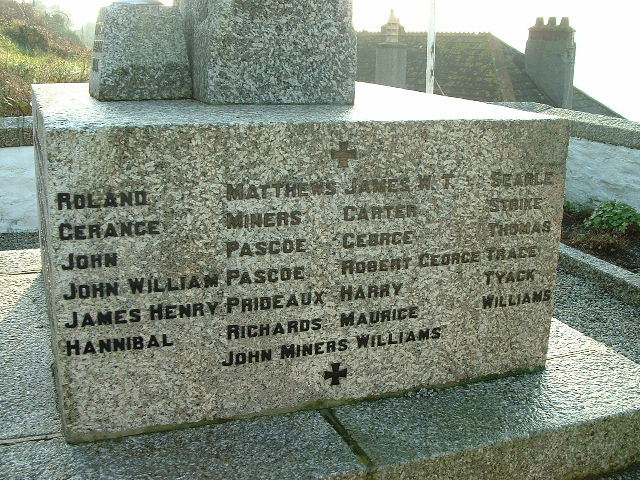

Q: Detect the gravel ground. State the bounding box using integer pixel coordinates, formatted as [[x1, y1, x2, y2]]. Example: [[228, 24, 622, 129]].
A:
[[1, 232, 638, 478], [555, 267, 640, 364], [0, 231, 39, 251], [555, 268, 640, 480]]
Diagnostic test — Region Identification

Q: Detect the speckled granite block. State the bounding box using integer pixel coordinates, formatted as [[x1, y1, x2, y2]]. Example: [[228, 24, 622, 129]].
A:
[[178, 0, 356, 104], [32, 82, 568, 442], [89, 3, 191, 101]]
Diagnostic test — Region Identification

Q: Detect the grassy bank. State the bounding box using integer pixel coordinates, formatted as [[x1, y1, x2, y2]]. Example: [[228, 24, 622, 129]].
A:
[[0, 0, 91, 117]]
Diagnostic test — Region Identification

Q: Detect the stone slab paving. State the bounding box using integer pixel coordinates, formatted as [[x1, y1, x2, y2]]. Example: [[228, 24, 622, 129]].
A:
[[0, 247, 639, 479], [0, 412, 365, 480], [0, 248, 41, 274], [0, 274, 60, 441]]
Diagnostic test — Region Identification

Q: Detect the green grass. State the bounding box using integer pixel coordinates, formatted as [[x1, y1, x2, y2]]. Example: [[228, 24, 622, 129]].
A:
[[0, 33, 90, 116]]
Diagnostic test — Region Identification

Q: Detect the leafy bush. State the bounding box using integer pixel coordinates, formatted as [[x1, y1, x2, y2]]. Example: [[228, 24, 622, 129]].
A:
[[44, 10, 83, 47], [564, 201, 593, 221], [584, 201, 640, 233]]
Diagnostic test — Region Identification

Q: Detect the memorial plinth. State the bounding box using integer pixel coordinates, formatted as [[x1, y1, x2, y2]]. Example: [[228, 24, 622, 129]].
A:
[[33, 82, 569, 443]]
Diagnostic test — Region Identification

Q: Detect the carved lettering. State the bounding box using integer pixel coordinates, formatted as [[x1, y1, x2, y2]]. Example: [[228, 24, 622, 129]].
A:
[[226, 210, 302, 229], [491, 171, 554, 187], [488, 221, 552, 237], [66, 334, 173, 356], [61, 253, 118, 270], [59, 221, 161, 240], [482, 289, 552, 309], [225, 238, 306, 257], [57, 191, 148, 210], [342, 231, 414, 249]]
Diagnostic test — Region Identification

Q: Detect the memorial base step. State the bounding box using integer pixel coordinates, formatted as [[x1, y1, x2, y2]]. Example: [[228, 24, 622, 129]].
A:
[[0, 263, 638, 479]]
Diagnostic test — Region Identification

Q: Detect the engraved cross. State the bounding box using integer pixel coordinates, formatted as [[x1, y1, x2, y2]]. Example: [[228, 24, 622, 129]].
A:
[[331, 141, 357, 168], [324, 363, 347, 386]]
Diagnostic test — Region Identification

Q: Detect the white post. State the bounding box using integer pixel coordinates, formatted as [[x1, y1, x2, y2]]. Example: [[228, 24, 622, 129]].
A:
[[425, 0, 436, 94]]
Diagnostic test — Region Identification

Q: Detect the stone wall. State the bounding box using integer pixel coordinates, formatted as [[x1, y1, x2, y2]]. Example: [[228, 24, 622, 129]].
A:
[[1, 117, 37, 232], [566, 138, 640, 210], [496, 103, 640, 148], [496, 102, 640, 209], [0, 146, 37, 232]]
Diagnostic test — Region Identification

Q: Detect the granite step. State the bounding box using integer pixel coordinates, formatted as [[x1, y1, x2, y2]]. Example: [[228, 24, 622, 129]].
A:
[[0, 251, 638, 479]]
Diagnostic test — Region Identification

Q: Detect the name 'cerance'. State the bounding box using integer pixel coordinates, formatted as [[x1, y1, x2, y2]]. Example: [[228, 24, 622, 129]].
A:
[[59, 221, 161, 240]]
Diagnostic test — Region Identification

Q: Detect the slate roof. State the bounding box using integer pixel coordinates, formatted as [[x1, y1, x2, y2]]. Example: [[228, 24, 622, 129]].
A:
[[356, 31, 622, 118]]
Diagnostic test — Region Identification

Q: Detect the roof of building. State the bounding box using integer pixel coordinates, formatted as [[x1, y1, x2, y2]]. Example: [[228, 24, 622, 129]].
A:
[[356, 31, 623, 118]]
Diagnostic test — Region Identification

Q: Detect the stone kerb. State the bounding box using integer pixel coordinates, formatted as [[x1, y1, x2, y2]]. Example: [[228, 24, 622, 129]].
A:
[[496, 102, 640, 149], [559, 244, 640, 308], [0, 116, 33, 148]]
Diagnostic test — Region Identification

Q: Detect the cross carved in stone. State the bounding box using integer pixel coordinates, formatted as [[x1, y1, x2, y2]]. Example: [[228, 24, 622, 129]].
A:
[[331, 141, 357, 168], [324, 363, 348, 386]]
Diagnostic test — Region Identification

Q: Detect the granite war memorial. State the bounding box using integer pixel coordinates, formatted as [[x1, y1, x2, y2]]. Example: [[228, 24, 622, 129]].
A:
[[32, 0, 569, 443]]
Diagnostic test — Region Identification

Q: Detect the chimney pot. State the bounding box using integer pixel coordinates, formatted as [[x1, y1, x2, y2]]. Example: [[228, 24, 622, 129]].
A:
[[535, 17, 544, 27], [376, 12, 408, 89], [525, 17, 576, 109]]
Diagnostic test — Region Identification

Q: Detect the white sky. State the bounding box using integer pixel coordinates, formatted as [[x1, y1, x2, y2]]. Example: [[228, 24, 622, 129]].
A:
[[39, 0, 640, 120]]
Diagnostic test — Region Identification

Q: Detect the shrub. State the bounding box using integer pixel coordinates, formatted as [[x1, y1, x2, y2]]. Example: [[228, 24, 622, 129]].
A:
[[584, 200, 640, 234], [564, 201, 592, 220]]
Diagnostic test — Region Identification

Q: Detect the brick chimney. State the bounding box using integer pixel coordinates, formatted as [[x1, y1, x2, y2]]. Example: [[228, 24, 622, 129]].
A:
[[375, 10, 408, 89], [525, 17, 576, 108]]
